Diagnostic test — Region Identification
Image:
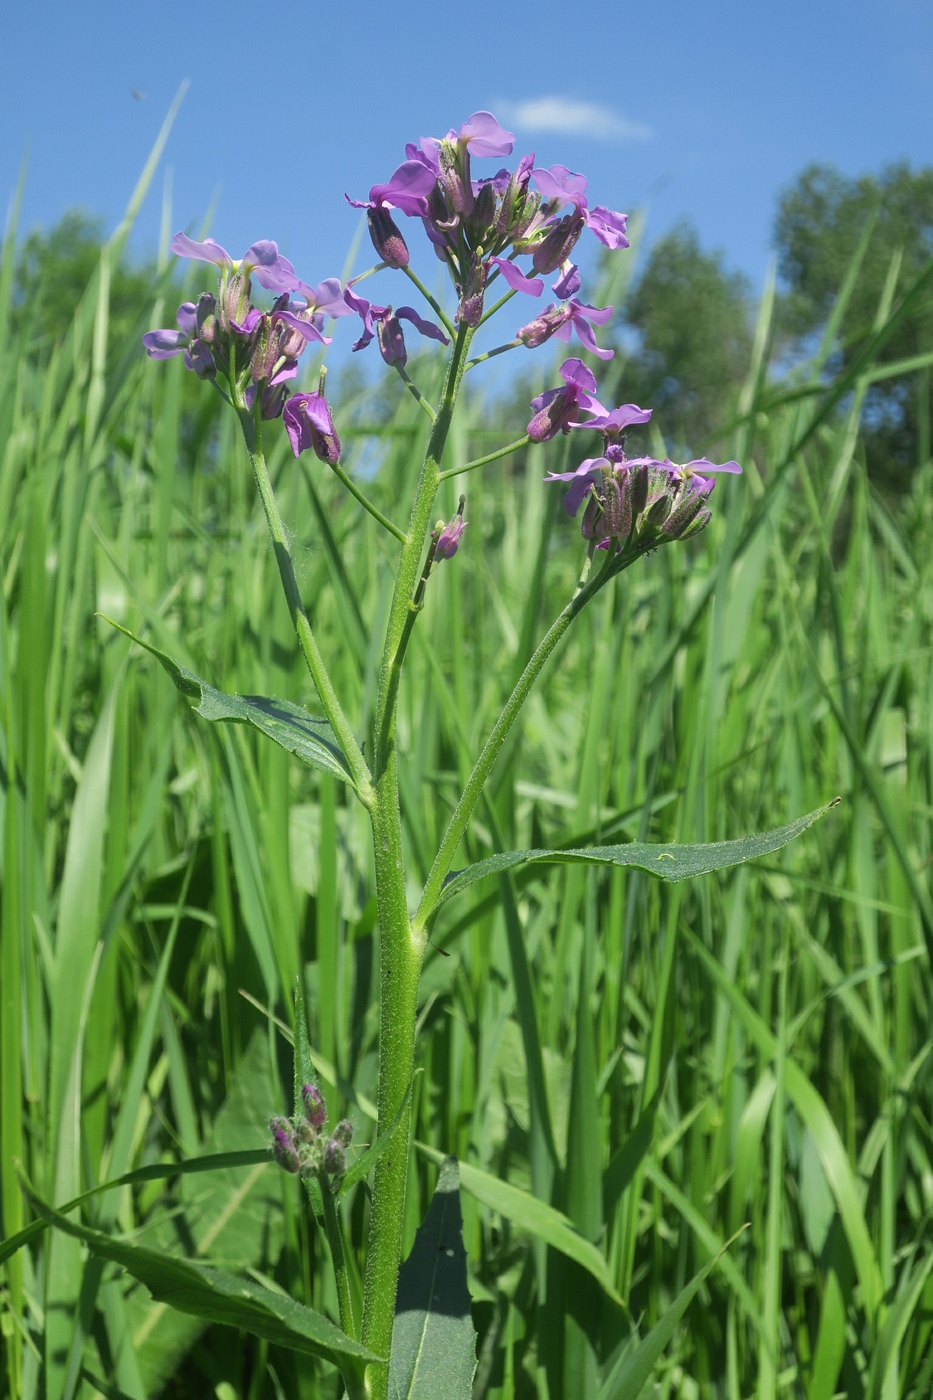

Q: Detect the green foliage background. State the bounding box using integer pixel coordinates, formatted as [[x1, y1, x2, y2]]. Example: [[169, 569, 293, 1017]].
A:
[[3, 144, 933, 1399]]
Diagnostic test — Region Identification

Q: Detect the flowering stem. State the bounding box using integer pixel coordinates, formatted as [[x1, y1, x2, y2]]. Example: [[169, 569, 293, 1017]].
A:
[[361, 322, 473, 1396], [394, 365, 437, 422], [321, 1186, 356, 1340], [400, 264, 456, 339], [413, 538, 657, 932], [236, 407, 373, 802], [347, 261, 389, 287], [477, 285, 517, 328], [464, 339, 521, 372], [325, 458, 408, 544], [438, 434, 531, 481]]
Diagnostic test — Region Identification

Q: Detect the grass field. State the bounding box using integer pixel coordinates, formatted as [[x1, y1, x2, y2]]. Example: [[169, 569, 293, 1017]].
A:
[[3, 136, 933, 1399]]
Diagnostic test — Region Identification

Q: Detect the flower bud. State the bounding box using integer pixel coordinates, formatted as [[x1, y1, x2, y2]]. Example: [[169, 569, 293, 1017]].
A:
[[221, 272, 252, 333], [581, 491, 601, 540], [676, 506, 712, 540], [517, 305, 568, 350], [438, 139, 473, 216], [434, 498, 467, 559], [630, 464, 649, 517], [301, 1083, 327, 1131], [376, 312, 407, 367], [644, 495, 673, 531], [196, 292, 216, 344], [602, 473, 624, 539], [323, 1139, 347, 1178], [426, 182, 458, 232], [367, 206, 410, 269], [663, 478, 714, 539], [185, 339, 216, 379], [456, 256, 487, 328], [270, 1116, 300, 1173], [333, 1119, 353, 1147], [532, 212, 586, 275], [465, 181, 497, 248]]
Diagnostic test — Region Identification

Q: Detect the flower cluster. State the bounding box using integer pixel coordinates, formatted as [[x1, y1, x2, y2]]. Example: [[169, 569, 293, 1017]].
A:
[[531, 358, 741, 549], [143, 234, 352, 437], [347, 111, 624, 351], [270, 1083, 353, 1187], [141, 111, 742, 543]]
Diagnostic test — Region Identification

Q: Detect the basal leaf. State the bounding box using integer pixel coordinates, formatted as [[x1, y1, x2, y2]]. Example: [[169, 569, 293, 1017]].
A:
[[101, 619, 352, 783], [23, 1188, 379, 1376], [389, 1157, 476, 1400], [432, 801, 840, 913]]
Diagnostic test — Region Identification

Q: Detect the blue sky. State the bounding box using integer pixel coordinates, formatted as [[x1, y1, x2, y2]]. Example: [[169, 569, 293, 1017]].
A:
[[2, 0, 931, 352]]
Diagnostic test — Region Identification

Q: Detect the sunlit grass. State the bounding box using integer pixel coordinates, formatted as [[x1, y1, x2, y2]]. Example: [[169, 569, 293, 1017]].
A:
[[3, 134, 933, 1399]]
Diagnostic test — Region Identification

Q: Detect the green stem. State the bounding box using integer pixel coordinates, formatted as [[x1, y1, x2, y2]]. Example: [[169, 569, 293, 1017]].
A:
[[360, 323, 473, 1398], [477, 285, 517, 328], [326, 458, 408, 544], [400, 265, 456, 339], [438, 434, 531, 481], [464, 340, 521, 373], [414, 539, 654, 932], [394, 365, 437, 422], [321, 1185, 356, 1339], [236, 408, 373, 801]]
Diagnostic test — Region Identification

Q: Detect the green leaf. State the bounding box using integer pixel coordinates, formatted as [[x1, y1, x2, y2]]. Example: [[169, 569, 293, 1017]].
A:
[[22, 1186, 380, 1377], [597, 1230, 746, 1400], [389, 1157, 476, 1400], [602, 1090, 661, 1219], [416, 1144, 622, 1307], [101, 618, 352, 783], [432, 801, 840, 912], [864, 1248, 933, 1400]]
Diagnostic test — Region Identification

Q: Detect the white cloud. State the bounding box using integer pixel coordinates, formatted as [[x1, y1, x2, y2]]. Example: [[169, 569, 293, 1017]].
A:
[[499, 96, 653, 143]]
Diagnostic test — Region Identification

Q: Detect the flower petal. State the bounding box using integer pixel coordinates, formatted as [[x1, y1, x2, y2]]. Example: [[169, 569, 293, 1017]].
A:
[[175, 301, 198, 337], [274, 309, 330, 344], [586, 206, 629, 250], [558, 358, 598, 394], [395, 306, 450, 344], [142, 328, 186, 359], [532, 165, 588, 208], [488, 256, 543, 297], [170, 233, 231, 266], [458, 111, 515, 158]]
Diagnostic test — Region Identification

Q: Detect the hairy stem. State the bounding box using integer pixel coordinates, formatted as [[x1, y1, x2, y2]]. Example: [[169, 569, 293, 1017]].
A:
[[360, 323, 473, 1397], [321, 1186, 356, 1339], [237, 409, 373, 800]]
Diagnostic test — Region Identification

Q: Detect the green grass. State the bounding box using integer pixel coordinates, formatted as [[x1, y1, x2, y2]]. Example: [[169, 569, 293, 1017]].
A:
[[3, 134, 933, 1399]]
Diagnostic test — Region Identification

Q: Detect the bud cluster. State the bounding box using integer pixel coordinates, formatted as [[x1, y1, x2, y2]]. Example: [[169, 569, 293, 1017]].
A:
[[269, 1084, 354, 1188], [575, 453, 716, 551]]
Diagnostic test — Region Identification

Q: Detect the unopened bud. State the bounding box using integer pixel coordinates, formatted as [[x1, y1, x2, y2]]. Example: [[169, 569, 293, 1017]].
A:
[[434, 497, 467, 559], [270, 1116, 300, 1173], [377, 312, 407, 367], [301, 1083, 327, 1131], [367, 206, 409, 269], [630, 464, 649, 517], [581, 491, 602, 540], [333, 1119, 353, 1147], [644, 495, 672, 531], [465, 181, 497, 247], [676, 506, 712, 540], [438, 139, 473, 216], [663, 480, 714, 539], [196, 292, 216, 344], [602, 474, 624, 538], [532, 212, 586, 275], [323, 1139, 347, 1178], [456, 258, 487, 328]]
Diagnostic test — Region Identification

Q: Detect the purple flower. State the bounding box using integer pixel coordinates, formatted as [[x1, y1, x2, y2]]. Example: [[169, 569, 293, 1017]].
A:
[[674, 456, 743, 477], [142, 301, 198, 359], [527, 358, 605, 443], [575, 402, 653, 439], [545, 456, 610, 515], [301, 1083, 327, 1130], [517, 298, 615, 360], [424, 111, 515, 160], [169, 233, 302, 294], [346, 155, 438, 218], [143, 301, 216, 378], [586, 207, 629, 251], [433, 500, 467, 559], [552, 263, 582, 299], [487, 256, 543, 297], [283, 392, 342, 465], [528, 169, 629, 253], [345, 291, 449, 365]]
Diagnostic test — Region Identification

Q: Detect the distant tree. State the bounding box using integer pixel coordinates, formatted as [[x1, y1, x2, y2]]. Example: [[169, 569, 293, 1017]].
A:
[[12, 210, 159, 357], [613, 222, 753, 455], [775, 162, 933, 486]]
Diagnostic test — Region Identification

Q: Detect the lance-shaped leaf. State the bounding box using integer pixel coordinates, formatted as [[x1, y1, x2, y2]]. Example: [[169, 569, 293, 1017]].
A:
[[23, 1187, 380, 1378], [389, 1157, 476, 1400], [102, 619, 352, 783], [431, 800, 840, 914]]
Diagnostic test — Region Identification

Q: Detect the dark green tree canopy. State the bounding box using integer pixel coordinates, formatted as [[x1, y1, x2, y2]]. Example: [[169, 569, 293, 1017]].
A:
[[613, 221, 753, 455]]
